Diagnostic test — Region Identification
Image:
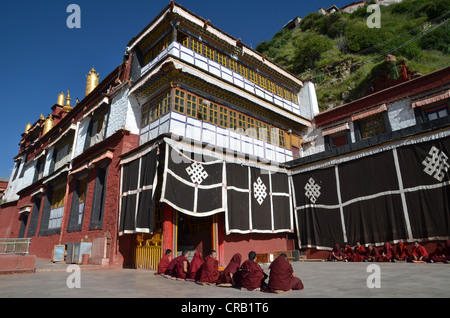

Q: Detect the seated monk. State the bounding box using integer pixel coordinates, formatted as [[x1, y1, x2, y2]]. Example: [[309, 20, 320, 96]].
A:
[[380, 242, 394, 262], [173, 250, 190, 280], [267, 254, 304, 293], [239, 251, 267, 291], [430, 243, 449, 263], [187, 251, 204, 282], [395, 241, 409, 262], [328, 243, 347, 262], [157, 249, 172, 275], [352, 242, 367, 262], [217, 253, 242, 287], [367, 245, 380, 262], [343, 243, 354, 260], [198, 250, 220, 285], [410, 241, 429, 262]]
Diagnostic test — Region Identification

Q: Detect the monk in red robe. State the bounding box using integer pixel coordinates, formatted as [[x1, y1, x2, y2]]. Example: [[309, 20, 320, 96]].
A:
[[187, 251, 204, 281], [366, 245, 380, 262], [411, 241, 429, 262], [328, 243, 347, 261], [239, 251, 267, 291], [343, 243, 354, 260], [395, 241, 409, 262], [173, 251, 190, 280], [352, 242, 367, 262], [430, 243, 449, 263], [381, 242, 394, 262], [198, 250, 220, 285], [157, 249, 172, 275], [217, 253, 242, 286], [267, 254, 304, 293]]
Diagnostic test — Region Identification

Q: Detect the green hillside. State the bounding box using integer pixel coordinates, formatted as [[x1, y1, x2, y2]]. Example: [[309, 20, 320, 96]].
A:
[[256, 0, 450, 111]]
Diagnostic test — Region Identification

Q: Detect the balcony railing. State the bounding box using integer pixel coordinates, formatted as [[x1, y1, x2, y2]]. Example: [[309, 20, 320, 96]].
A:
[[0, 238, 31, 254]]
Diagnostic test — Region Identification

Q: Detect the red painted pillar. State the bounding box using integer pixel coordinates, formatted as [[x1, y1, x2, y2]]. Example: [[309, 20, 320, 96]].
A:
[[162, 204, 175, 255]]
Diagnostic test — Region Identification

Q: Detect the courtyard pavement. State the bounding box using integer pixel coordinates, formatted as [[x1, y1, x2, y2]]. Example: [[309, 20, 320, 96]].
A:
[[0, 258, 448, 302]]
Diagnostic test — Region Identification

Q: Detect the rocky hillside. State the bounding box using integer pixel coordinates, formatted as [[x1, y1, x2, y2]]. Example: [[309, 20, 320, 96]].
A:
[[256, 0, 450, 111]]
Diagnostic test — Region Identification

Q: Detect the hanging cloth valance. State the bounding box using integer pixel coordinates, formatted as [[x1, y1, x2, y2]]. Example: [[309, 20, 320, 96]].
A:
[[160, 138, 294, 235]]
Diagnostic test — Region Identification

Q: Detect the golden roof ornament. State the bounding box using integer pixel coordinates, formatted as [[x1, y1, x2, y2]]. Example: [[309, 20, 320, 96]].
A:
[[63, 90, 72, 112], [43, 115, 54, 135], [39, 114, 45, 120], [57, 92, 65, 106], [85, 68, 99, 96], [25, 122, 32, 134]]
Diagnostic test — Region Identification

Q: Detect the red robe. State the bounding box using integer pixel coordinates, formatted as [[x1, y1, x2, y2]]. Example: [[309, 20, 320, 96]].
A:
[[431, 246, 448, 263], [188, 252, 204, 281], [328, 244, 346, 261], [343, 245, 354, 259], [352, 245, 367, 262], [367, 246, 380, 262], [157, 254, 171, 274], [199, 255, 220, 284], [412, 245, 429, 260], [395, 242, 409, 261], [217, 253, 242, 285], [240, 259, 267, 291], [267, 256, 304, 291], [174, 255, 190, 279], [381, 242, 394, 262]]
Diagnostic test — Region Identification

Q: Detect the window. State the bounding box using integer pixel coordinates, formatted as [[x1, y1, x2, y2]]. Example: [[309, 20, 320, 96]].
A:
[[259, 76, 267, 90], [204, 45, 215, 60], [284, 89, 291, 102], [238, 64, 248, 78], [77, 178, 88, 225], [359, 113, 386, 139], [267, 80, 276, 94], [276, 85, 284, 98], [190, 38, 203, 55], [422, 101, 449, 121], [238, 114, 246, 133], [291, 93, 299, 105], [144, 33, 172, 65], [229, 110, 238, 130], [174, 90, 185, 114], [228, 58, 238, 73], [216, 52, 227, 67], [330, 131, 349, 148], [247, 117, 256, 138], [249, 69, 258, 84], [141, 91, 171, 127], [186, 93, 197, 118], [278, 130, 286, 148], [208, 103, 218, 125], [198, 99, 208, 121], [48, 183, 65, 229], [89, 167, 108, 230], [219, 106, 228, 128], [86, 107, 109, 149]]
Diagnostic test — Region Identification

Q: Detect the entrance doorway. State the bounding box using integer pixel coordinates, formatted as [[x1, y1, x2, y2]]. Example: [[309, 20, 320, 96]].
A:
[[177, 213, 212, 260]]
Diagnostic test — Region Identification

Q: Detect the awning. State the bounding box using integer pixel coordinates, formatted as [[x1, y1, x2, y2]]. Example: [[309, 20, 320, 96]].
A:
[[322, 123, 350, 136], [412, 89, 450, 109], [351, 104, 387, 121]]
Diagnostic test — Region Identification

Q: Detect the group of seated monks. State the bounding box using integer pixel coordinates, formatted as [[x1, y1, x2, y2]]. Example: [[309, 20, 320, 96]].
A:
[[328, 240, 450, 263], [157, 249, 304, 293]]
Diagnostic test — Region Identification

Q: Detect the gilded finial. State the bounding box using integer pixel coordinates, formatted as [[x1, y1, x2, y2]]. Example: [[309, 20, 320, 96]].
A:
[[43, 115, 54, 135], [63, 90, 72, 112], [57, 92, 65, 106], [85, 68, 100, 96], [25, 122, 32, 134], [39, 114, 45, 120]]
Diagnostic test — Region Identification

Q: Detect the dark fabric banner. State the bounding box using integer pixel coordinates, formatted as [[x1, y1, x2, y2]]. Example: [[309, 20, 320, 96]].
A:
[[161, 144, 225, 216], [292, 166, 344, 248], [226, 163, 293, 234], [397, 135, 450, 239], [119, 147, 158, 234], [292, 133, 450, 250], [160, 142, 294, 234]]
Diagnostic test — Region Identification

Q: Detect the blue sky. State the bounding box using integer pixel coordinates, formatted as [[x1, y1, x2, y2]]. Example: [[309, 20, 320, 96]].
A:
[[0, 0, 352, 178]]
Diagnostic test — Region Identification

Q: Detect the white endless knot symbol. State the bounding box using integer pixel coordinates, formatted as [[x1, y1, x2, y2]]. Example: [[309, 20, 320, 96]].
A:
[[304, 178, 321, 204], [186, 162, 208, 185], [253, 177, 267, 205], [422, 146, 449, 182]]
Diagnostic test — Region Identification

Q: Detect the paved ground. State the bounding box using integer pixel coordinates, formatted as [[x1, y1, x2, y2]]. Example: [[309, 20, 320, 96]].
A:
[[0, 258, 449, 301]]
